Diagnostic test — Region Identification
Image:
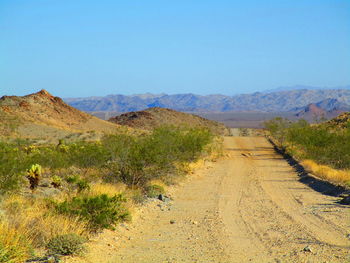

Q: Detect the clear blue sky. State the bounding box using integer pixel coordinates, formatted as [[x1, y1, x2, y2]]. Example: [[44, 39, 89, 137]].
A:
[[1, 0, 349, 97]]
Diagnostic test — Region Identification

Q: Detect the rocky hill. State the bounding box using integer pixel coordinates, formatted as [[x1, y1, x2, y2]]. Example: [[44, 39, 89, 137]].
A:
[[0, 90, 120, 140], [295, 104, 327, 119], [108, 107, 229, 135], [324, 112, 350, 129], [294, 98, 350, 119], [65, 89, 350, 113]]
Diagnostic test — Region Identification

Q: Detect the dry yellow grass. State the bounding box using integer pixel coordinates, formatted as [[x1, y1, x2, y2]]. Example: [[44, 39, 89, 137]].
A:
[[301, 159, 350, 185], [89, 182, 126, 197], [2, 195, 88, 247], [0, 222, 32, 262]]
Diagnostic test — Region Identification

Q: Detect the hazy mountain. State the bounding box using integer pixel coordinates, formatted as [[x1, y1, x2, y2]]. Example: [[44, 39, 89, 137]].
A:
[[263, 85, 350, 94], [314, 98, 350, 112], [65, 89, 350, 113]]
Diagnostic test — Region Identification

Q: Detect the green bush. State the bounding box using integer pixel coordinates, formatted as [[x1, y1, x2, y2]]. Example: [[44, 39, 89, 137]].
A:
[[0, 143, 26, 194], [46, 233, 86, 256], [0, 126, 214, 195], [65, 175, 79, 184], [56, 194, 130, 231], [103, 126, 213, 186], [144, 184, 165, 198], [65, 175, 90, 192], [76, 179, 90, 192], [264, 118, 350, 169]]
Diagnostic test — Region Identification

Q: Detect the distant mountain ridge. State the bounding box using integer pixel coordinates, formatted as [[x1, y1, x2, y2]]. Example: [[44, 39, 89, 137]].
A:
[[65, 88, 350, 113], [262, 85, 350, 93]]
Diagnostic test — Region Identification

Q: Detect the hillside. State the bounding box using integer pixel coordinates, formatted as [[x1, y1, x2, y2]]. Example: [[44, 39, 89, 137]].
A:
[[0, 90, 120, 140], [108, 107, 229, 135], [65, 89, 350, 113], [295, 103, 327, 119], [324, 112, 350, 129], [294, 98, 350, 119]]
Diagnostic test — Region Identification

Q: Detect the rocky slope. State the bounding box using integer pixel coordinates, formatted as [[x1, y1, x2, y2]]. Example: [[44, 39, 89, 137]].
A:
[[65, 89, 350, 113], [108, 107, 229, 135], [324, 112, 350, 129]]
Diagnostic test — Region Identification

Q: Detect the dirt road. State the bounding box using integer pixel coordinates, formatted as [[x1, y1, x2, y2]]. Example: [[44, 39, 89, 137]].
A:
[[71, 136, 349, 263]]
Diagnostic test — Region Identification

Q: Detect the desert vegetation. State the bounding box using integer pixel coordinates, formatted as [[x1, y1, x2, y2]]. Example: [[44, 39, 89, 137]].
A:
[[0, 126, 217, 262], [264, 116, 350, 186]]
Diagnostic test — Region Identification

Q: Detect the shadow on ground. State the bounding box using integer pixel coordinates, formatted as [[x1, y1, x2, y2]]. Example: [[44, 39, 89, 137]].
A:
[[267, 138, 348, 201]]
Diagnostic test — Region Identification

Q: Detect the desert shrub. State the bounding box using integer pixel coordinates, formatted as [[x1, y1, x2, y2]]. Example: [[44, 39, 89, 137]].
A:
[[66, 142, 109, 168], [265, 117, 350, 170], [56, 194, 130, 231], [129, 188, 147, 204], [0, 142, 26, 194], [76, 179, 90, 192], [65, 175, 79, 184], [46, 233, 86, 256], [65, 175, 90, 192], [103, 126, 213, 186], [263, 117, 291, 147], [0, 222, 33, 263], [144, 184, 165, 198], [1, 126, 214, 196], [238, 128, 249, 136]]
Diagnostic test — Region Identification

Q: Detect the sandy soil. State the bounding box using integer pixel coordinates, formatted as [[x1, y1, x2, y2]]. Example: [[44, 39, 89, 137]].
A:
[[67, 136, 349, 263]]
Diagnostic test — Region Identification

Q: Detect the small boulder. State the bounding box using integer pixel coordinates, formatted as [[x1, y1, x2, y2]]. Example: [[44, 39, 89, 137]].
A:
[[303, 245, 312, 252], [158, 194, 170, 202]]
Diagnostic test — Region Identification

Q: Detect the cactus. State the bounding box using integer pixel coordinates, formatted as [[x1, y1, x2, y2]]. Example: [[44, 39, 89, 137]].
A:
[[24, 145, 38, 154], [57, 139, 69, 152], [26, 164, 42, 189], [51, 175, 62, 188]]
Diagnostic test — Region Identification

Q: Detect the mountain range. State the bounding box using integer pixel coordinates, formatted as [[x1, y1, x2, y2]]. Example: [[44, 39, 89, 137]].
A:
[[65, 88, 350, 113]]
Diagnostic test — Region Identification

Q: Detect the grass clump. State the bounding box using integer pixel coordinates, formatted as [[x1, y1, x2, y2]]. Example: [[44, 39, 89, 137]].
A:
[[2, 195, 88, 247], [46, 233, 86, 256], [144, 184, 165, 198], [56, 194, 130, 231], [301, 159, 350, 185]]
